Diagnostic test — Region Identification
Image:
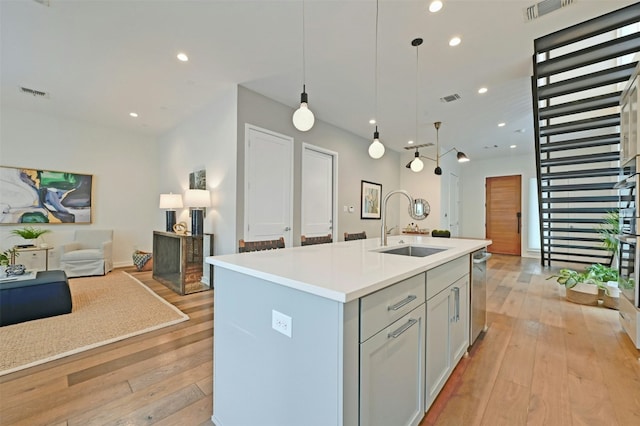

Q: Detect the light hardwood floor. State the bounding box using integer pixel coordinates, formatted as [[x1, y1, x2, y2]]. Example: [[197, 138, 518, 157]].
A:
[[1, 256, 639, 425]]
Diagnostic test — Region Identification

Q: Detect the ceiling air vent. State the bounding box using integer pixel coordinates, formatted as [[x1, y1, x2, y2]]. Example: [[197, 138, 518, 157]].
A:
[[403, 143, 433, 150], [524, 0, 574, 22], [440, 93, 461, 103], [19, 86, 50, 99]]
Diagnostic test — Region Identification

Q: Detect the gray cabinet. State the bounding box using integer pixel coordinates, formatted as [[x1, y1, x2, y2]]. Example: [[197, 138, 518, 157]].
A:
[[360, 304, 425, 426], [425, 256, 470, 410], [359, 273, 426, 426]]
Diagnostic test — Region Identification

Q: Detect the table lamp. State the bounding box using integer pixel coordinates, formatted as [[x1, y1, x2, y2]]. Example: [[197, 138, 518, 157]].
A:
[[159, 193, 183, 232], [184, 189, 211, 236]]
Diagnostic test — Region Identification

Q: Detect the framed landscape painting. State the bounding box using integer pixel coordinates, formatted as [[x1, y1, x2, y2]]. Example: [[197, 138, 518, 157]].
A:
[[0, 166, 93, 224], [361, 180, 382, 219]]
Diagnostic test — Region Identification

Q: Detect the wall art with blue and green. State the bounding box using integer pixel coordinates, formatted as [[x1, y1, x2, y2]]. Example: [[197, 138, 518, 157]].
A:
[[0, 166, 92, 224]]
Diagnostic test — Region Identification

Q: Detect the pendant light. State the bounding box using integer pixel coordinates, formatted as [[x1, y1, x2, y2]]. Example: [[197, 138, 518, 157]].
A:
[[292, 0, 315, 132], [368, 0, 385, 159], [409, 38, 423, 172], [410, 148, 424, 172], [434, 121, 443, 175]]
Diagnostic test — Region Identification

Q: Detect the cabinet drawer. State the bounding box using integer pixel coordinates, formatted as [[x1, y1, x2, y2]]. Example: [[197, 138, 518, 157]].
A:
[[360, 273, 425, 342], [426, 255, 469, 299]]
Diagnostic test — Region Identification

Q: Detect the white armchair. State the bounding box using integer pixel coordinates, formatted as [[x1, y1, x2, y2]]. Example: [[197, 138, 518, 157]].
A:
[[60, 230, 113, 278]]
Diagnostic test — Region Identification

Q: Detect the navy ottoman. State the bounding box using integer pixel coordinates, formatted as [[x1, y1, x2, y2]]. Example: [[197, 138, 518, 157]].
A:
[[0, 270, 72, 326]]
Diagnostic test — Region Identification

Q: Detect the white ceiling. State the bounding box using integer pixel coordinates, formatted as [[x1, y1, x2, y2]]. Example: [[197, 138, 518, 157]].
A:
[[1, 0, 637, 161]]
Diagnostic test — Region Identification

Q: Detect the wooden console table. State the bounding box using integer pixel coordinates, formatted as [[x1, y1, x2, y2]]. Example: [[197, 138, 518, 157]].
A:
[[152, 231, 213, 295]]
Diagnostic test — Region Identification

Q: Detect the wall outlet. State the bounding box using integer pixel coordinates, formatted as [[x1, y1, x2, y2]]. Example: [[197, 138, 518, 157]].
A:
[[272, 310, 292, 338]]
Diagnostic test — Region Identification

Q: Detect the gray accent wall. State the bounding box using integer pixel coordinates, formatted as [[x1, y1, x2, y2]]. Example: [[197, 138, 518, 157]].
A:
[[237, 86, 401, 247]]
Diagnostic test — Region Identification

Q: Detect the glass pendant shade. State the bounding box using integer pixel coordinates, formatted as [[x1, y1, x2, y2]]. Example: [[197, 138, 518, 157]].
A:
[[293, 90, 315, 132], [368, 128, 385, 159], [410, 157, 424, 172]]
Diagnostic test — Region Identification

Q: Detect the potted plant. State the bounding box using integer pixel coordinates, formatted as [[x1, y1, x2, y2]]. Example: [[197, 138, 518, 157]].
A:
[[11, 226, 50, 247], [597, 211, 619, 267], [0, 248, 16, 266], [548, 264, 620, 309], [0, 248, 18, 276]]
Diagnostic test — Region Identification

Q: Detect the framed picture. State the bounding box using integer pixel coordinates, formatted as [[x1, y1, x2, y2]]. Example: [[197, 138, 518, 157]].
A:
[[0, 166, 93, 224], [361, 180, 382, 220]]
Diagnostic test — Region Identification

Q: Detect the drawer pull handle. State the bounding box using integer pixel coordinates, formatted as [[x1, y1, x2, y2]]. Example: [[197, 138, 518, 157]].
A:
[[387, 295, 417, 311], [388, 318, 418, 339]]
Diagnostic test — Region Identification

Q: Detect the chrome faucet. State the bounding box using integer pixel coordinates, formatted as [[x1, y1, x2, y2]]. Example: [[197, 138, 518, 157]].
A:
[[381, 190, 414, 246]]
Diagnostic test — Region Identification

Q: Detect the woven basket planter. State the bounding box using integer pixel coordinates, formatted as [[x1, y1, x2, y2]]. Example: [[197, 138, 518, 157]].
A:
[[602, 285, 620, 310], [566, 283, 599, 306]]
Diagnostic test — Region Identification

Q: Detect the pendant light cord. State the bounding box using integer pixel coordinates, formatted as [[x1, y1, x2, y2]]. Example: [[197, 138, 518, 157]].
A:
[[374, 0, 379, 122], [415, 41, 418, 146], [302, 0, 306, 87]]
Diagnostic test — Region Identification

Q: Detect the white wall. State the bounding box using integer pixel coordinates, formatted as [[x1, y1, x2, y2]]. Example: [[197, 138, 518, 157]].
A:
[[460, 152, 537, 258], [0, 108, 158, 267], [398, 142, 462, 234], [156, 86, 238, 256]]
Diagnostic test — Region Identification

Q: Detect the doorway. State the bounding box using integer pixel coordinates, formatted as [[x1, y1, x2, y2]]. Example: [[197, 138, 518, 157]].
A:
[[244, 124, 293, 248], [302, 144, 337, 242], [448, 172, 460, 237], [486, 175, 521, 255]]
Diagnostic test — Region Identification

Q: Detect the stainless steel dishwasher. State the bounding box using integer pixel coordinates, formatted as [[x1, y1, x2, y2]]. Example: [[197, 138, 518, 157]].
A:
[[470, 249, 491, 345]]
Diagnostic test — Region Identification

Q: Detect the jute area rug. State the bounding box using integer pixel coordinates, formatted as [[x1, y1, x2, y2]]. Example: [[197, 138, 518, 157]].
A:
[[0, 271, 188, 376]]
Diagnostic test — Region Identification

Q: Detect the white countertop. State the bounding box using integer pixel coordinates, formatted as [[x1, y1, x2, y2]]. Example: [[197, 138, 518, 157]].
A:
[[206, 235, 490, 303]]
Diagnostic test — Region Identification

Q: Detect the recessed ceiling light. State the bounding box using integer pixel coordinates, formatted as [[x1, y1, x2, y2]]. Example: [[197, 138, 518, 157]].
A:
[[129, 112, 138, 118], [510, 144, 517, 149], [478, 87, 488, 94], [449, 37, 461, 47], [369, 119, 376, 124], [177, 52, 189, 62], [429, 1, 443, 13], [498, 122, 506, 127], [408, 140, 414, 145]]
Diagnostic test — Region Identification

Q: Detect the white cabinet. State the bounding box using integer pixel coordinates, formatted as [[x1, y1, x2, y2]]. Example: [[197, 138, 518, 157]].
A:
[[425, 257, 470, 411], [360, 304, 425, 426], [425, 284, 452, 406], [13, 247, 51, 271], [360, 272, 426, 426], [450, 275, 470, 365]]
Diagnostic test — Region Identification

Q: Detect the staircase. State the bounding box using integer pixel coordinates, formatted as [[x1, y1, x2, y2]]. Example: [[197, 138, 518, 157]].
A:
[[532, 3, 640, 267]]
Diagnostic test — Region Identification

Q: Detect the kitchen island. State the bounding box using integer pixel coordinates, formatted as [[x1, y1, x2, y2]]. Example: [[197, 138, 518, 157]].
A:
[[207, 235, 490, 426]]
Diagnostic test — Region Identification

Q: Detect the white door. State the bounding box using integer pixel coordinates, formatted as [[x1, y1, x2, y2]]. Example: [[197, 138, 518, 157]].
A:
[[244, 125, 293, 248], [302, 144, 336, 240], [449, 172, 460, 237]]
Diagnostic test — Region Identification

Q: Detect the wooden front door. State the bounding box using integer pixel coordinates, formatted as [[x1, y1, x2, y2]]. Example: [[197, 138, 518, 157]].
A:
[[486, 175, 521, 255]]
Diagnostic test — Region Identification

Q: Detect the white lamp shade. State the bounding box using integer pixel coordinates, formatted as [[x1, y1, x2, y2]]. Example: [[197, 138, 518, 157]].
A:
[[293, 103, 315, 131], [184, 189, 211, 208], [159, 193, 183, 209], [368, 140, 385, 159], [410, 157, 424, 172]]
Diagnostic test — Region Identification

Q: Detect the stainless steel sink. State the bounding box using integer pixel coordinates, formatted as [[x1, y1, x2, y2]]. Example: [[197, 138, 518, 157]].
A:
[[378, 245, 448, 257]]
